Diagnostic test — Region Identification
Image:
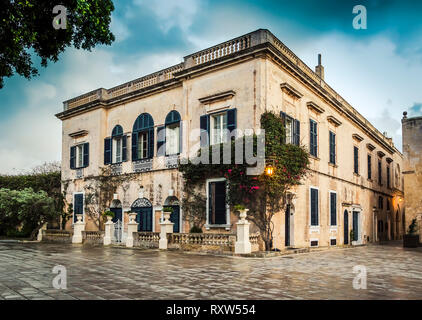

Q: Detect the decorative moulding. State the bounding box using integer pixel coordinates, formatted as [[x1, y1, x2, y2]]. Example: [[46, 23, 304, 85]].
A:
[[366, 143, 376, 151], [307, 101, 325, 114], [198, 90, 236, 104], [69, 130, 88, 138], [327, 115, 342, 126], [386, 157, 393, 164], [377, 151, 385, 158], [352, 133, 364, 142], [280, 83, 303, 99]]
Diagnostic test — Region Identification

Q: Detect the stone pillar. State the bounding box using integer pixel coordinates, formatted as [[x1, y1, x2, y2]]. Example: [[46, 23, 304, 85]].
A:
[[72, 214, 85, 244], [103, 216, 114, 245], [37, 222, 48, 241], [159, 211, 174, 250], [126, 213, 138, 248], [235, 209, 252, 254]]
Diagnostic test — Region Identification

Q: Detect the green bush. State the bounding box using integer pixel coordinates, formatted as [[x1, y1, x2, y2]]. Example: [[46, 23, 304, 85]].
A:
[[190, 225, 203, 233]]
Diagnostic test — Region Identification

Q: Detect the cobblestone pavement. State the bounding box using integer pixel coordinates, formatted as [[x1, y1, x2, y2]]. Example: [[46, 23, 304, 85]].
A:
[[0, 241, 421, 300]]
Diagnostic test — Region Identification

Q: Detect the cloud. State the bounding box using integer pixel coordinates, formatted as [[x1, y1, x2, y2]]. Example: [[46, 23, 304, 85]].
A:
[[133, 0, 201, 33], [408, 103, 422, 117]]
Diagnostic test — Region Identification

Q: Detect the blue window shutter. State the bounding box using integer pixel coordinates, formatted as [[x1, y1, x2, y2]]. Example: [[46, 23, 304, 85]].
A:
[[83, 143, 89, 168], [157, 126, 165, 156], [227, 108, 237, 136], [200, 115, 210, 147], [132, 133, 138, 161], [294, 119, 300, 146], [148, 127, 154, 158], [179, 121, 183, 153], [354, 147, 359, 174], [70, 146, 76, 169], [330, 193, 337, 226], [122, 135, 127, 162], [104, 138, 112, 165], [311, 188, 318, 226], [73, 194, 84, 222]]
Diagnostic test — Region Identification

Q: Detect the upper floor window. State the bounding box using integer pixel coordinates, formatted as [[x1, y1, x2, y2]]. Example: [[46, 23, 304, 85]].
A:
[[132, 113, 154, 161], [353, 146, 359, 174], [387, 165, 391, 189], [157, 111, 182, 156], [104, 125, 127, 165], [378, 160, 382, 185], [378, 196, 383, 209], [70, 143, 89, 169], [200, 109, 236, 147], [281, 112, 300, 145], [329, 131, 336, 165], [309, 119, 318, 157], [330, 191, 337, 226], [367, 154, 372, 180]]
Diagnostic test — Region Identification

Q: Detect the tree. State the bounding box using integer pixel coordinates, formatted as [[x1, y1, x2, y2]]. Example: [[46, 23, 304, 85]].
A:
[[0, 0, 115, 88], [179, 111, 310, 251], [0, 188, 57, 239]]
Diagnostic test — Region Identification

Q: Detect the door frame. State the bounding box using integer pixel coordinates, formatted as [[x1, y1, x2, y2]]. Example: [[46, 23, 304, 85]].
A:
[[205, 178, 230, 230], [72, 191, 85, 225]]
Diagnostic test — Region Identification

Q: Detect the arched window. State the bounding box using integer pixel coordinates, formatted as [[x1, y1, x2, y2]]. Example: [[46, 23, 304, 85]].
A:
[[132, 113, 154, 161], [159, 110, 181, 156], [104, 125, 127, 165]]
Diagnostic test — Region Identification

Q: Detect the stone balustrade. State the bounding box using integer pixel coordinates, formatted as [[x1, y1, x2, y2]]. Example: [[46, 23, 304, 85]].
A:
[[169, 233, 236, 247], [82, 231, 104, 245], [133, 232, 160, 248], [42, 230, 73, 243]]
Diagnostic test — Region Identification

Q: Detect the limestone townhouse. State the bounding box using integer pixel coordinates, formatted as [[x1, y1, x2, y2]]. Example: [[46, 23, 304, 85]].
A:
[[56, 29, 404, 249]]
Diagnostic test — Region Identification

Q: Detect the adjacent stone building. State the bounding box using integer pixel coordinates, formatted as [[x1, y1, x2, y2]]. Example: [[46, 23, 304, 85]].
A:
[[402, 112, 422, 243], [56, 29, 404, 249]]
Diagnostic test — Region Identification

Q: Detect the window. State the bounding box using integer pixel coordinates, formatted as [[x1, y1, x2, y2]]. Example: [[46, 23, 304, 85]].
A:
[[387, 165, 391, 188], [330, 239, 337, 246], [158, 110, 182, 156], [138, 132, 148, 159], [104, 125, 127, 165], [281, 112, 300, 145], [211, 112, 228, 145], [73, 193, 84, 223], [208, 180, 227, 225], [165, 123, 180, 155], [70, 143, 89, 169], [309, 120, 318, 157], [310, 188, 319, 226], [329, 131, 336, 165], [378, 160, 382, 185], [330, 192, 337, 226], [378, 196, 383, 209], [310, 240, 319, 247], [387, 198, 390, 211], [367, 154, 372, 180], [353, 146, 359, 174], [132, 113, 154, 161]]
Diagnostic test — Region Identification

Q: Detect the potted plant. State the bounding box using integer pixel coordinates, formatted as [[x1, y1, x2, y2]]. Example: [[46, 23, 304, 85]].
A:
[[403, 219, 419, 248], [163, 206, 173, 222], [102, 210, 115, 222], [234, 204, 249, 221]]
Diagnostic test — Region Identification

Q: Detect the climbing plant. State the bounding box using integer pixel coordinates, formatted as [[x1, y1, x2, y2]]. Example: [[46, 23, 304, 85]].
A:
[[179, 111, 310, 250]]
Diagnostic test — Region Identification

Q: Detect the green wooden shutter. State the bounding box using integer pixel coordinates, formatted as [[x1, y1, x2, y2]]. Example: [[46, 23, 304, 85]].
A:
[[148, 127, 154, 158], [156, 126, 165, 156], [83, 143, 89, 168], [104, 138, 112, 165], [132, 133, 138, 161], [122, 135, 127, 162], [70, 146, 76, 169]]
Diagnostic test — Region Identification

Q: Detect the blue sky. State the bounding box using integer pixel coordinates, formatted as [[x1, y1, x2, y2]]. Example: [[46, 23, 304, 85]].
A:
[[0, 0, 421, 174]]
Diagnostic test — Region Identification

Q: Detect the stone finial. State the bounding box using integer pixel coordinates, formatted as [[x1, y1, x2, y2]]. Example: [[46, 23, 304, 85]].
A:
[[403, 111, 408, 119]]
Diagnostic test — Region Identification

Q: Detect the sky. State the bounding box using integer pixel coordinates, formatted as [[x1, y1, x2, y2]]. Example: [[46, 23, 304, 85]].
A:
[[0, 0, 421, 174]]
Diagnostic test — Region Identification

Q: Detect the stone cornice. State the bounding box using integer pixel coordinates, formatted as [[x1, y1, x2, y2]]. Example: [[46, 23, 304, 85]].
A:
[[280, 83, 303, 99], [198, 90, 236, 104], [352, 133, 364, 142], [327, 115, 342, 126], [307, 101, 325, 114]]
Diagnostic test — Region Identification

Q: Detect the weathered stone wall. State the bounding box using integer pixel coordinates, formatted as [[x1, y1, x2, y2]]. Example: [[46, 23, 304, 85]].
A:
[[402, 115, 422, 242]]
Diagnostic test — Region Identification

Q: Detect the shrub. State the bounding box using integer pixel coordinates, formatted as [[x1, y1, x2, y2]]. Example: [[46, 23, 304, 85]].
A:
[[190, 225, 203, 233]]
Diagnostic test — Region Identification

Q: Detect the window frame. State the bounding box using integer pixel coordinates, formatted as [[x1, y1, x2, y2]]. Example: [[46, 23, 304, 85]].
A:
[[310, 187, 319, 227], [309, 119, 318, 157], [353, 146, 359, 175], [205, 177, 231, 230], [329, 191, 337, 226], [210, 112, 228, 146], [329, 131, 336, 165]]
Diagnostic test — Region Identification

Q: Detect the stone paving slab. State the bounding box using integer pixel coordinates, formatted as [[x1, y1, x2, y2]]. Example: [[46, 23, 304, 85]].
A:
[[0, 242, 421, 300]]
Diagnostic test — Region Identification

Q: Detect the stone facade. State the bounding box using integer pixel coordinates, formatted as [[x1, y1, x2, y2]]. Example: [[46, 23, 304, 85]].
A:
[[402, 113, 422, 242], [56, 29, 404, 250]]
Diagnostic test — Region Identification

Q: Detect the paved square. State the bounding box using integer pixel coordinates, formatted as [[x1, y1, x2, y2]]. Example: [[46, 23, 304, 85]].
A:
[[0, 242, 421, 300]]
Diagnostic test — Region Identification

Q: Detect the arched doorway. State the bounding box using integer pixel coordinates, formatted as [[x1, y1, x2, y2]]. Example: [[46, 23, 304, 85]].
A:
[[164, 196, 180, 233], [131, 198, 153, 232], [344, 210, 349, 245]]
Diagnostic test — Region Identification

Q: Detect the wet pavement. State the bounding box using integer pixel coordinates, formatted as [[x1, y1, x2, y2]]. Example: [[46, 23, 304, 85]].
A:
[[0, 241, 421, 300]]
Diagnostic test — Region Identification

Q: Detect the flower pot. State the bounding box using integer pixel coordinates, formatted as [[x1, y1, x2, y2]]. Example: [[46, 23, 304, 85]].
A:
[[239, 209, 249, 221], [106, 215, 113, 222], [128, 213, 137, 224], [403, 234, 419, 248]]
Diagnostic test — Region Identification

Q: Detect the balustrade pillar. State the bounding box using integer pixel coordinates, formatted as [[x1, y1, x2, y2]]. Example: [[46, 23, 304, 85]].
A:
[[103, 216, 114, 245], [235, 209, 252, 254], [126, 213, 138, 248], [159, 211, 174, 250], [37, 222, 48, 241], [72, 214, 85, 244]]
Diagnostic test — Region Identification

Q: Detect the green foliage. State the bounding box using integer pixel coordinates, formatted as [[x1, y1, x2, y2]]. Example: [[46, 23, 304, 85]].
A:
[[407, 219, 418, 235], [0, 188, 57, 239], [233, 204, 246, 212], [189, 225, 203, 233], [0, 0, 115, 88], [103, 210, 115, 217], [179, 111, 310, 250], [163, 206, 174, 213]]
